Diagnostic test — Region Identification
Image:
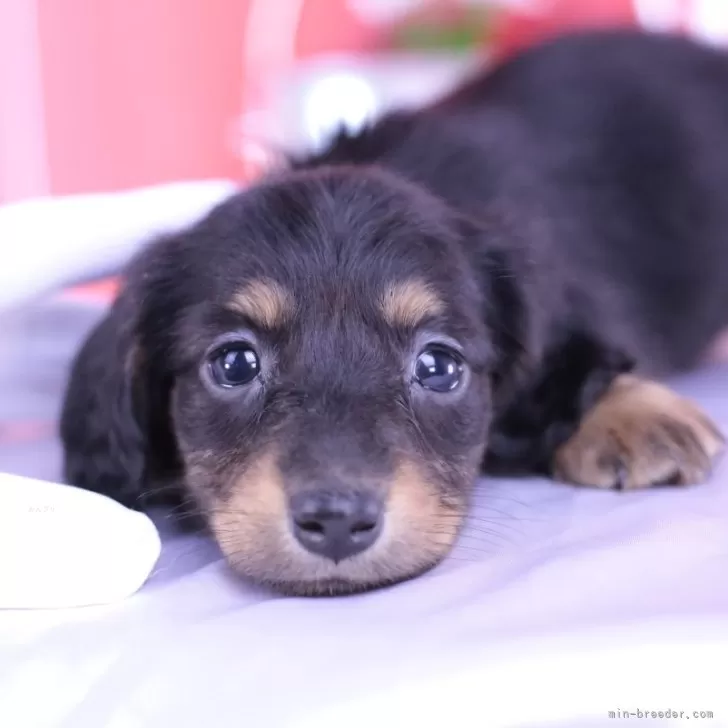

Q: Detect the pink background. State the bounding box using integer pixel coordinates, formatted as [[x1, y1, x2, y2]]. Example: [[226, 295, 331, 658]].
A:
[[2, 0, 726, 203]]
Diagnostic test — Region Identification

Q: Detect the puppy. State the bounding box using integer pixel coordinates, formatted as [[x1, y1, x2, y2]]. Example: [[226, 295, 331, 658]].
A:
[[61, 30, 727, 596]]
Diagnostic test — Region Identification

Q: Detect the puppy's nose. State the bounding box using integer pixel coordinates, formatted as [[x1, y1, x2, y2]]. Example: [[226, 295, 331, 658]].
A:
[[289, 489, 383, 562]]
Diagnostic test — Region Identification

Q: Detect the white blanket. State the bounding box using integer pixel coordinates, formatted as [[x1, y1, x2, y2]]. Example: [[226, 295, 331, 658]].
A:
[[0, 180, 237, 312], [1, 184, 727, 728]]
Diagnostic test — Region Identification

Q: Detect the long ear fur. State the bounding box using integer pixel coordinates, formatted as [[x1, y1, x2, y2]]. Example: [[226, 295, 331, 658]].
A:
[[59, 289, 151, 508], [460, 213, 635, 474], [458, 212, 547, 404]]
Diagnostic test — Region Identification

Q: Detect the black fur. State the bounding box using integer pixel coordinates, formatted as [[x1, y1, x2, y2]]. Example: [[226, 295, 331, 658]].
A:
[[60, 30, 728, 593]]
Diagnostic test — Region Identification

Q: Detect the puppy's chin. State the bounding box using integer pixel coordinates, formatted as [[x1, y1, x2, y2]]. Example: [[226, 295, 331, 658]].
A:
[[221, 545, 452, 597], [255, 564, 442, 598]]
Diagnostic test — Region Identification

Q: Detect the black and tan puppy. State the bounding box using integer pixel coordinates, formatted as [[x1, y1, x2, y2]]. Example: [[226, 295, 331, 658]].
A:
[[61, 30, 727, 596]]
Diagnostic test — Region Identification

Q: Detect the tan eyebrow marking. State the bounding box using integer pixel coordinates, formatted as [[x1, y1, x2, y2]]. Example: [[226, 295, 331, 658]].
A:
[[227, 278, 294, 329], [379, 278, 445, 328]]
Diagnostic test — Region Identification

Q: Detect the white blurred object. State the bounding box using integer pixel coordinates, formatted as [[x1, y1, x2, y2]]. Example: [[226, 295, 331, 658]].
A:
[[635, 0, 728, 45], [275, 54, 479, 152], [304, 71, 381, 147], [0, 179, 237, 312], [0, 473, 161, 609]]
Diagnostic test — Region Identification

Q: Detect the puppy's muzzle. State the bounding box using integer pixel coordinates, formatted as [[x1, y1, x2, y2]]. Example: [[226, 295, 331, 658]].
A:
[[289, 488, 384, 562]]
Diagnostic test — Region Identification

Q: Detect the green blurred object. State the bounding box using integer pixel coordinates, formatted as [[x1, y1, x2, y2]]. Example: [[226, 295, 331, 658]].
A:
[[392, 5, 492, 52]]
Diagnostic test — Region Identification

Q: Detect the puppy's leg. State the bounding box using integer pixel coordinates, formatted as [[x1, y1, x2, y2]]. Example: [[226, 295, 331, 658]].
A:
[[553, 375, 725, 489]]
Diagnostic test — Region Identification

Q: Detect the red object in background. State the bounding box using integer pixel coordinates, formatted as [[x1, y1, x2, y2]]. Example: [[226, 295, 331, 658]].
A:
[[62, 278, 121, 304], [0, 0, 382, 201], [39, 0, 251, 198], [0, 0, 252, 202], [3, 0, 728, 204]]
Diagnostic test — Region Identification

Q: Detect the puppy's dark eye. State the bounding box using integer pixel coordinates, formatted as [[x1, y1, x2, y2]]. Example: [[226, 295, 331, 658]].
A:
[[414, 347, 464, 393], [209, 345, 260, 387]]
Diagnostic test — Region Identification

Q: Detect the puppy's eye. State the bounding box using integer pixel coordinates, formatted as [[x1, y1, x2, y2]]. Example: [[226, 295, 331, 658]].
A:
[[209, 345, 260, 387], [414, 347, 464, 393]]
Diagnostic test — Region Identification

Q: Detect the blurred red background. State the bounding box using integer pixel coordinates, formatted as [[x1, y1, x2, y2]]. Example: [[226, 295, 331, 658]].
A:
[[2, 0, 727, 203]]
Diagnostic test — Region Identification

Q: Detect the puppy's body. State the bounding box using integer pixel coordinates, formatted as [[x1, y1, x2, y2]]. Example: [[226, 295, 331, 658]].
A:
[[310, 30, 728, 374], [61, 31, 727, 595], [300, 30, 728, 473]]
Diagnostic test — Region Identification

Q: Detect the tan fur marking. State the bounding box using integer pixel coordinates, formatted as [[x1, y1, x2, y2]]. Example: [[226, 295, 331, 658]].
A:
[[228, 279, 293, 329], [208, 449, 288, 564], [554, 374, 725, 489], [380, 279, 445, 328], [204, 451, 466, 592], [386, 459, 463, 558]]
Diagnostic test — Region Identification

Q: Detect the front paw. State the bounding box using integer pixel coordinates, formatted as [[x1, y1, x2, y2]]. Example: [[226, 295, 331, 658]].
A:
[[552, 375, 725, 489]]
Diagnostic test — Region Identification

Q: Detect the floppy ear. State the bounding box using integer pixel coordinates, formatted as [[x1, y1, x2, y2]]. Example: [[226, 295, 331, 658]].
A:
[[460, 214, 635, 474], [479, 244, 542, 402], [60, 288, 154, 509], [458, 213, 547, 404]]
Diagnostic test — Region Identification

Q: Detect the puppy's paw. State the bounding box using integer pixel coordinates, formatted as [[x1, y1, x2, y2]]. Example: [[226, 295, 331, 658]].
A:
[[553, 375, 725, 489]]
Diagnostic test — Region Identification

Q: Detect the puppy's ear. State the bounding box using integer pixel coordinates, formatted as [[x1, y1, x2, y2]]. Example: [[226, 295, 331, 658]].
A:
[[60, 288, 152, 508], [459, 213, 635, 474], [458, 213, 546, 404], [480, 245, 541, 401]]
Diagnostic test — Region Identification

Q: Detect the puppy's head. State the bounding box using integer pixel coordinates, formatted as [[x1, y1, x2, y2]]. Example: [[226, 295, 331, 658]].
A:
[[68, 166, 535, 595]]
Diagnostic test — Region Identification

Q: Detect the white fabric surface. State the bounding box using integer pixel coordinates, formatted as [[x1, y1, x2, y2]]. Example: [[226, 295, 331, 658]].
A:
[[1, 186, 727, 728]]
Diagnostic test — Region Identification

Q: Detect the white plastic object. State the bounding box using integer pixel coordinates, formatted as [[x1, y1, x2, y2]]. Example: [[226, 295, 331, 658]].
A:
[[0, 472, 161, 609]]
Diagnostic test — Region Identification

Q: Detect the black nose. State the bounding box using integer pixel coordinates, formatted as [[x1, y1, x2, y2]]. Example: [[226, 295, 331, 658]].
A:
[[289, 490, 383, 562]]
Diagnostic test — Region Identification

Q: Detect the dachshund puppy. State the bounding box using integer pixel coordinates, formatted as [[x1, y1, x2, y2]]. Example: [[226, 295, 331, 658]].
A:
[[61, 30, 727, 596]]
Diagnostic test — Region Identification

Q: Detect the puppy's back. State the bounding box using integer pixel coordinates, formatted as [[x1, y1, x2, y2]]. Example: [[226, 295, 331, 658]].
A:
[[453, 30, 728, 370]]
